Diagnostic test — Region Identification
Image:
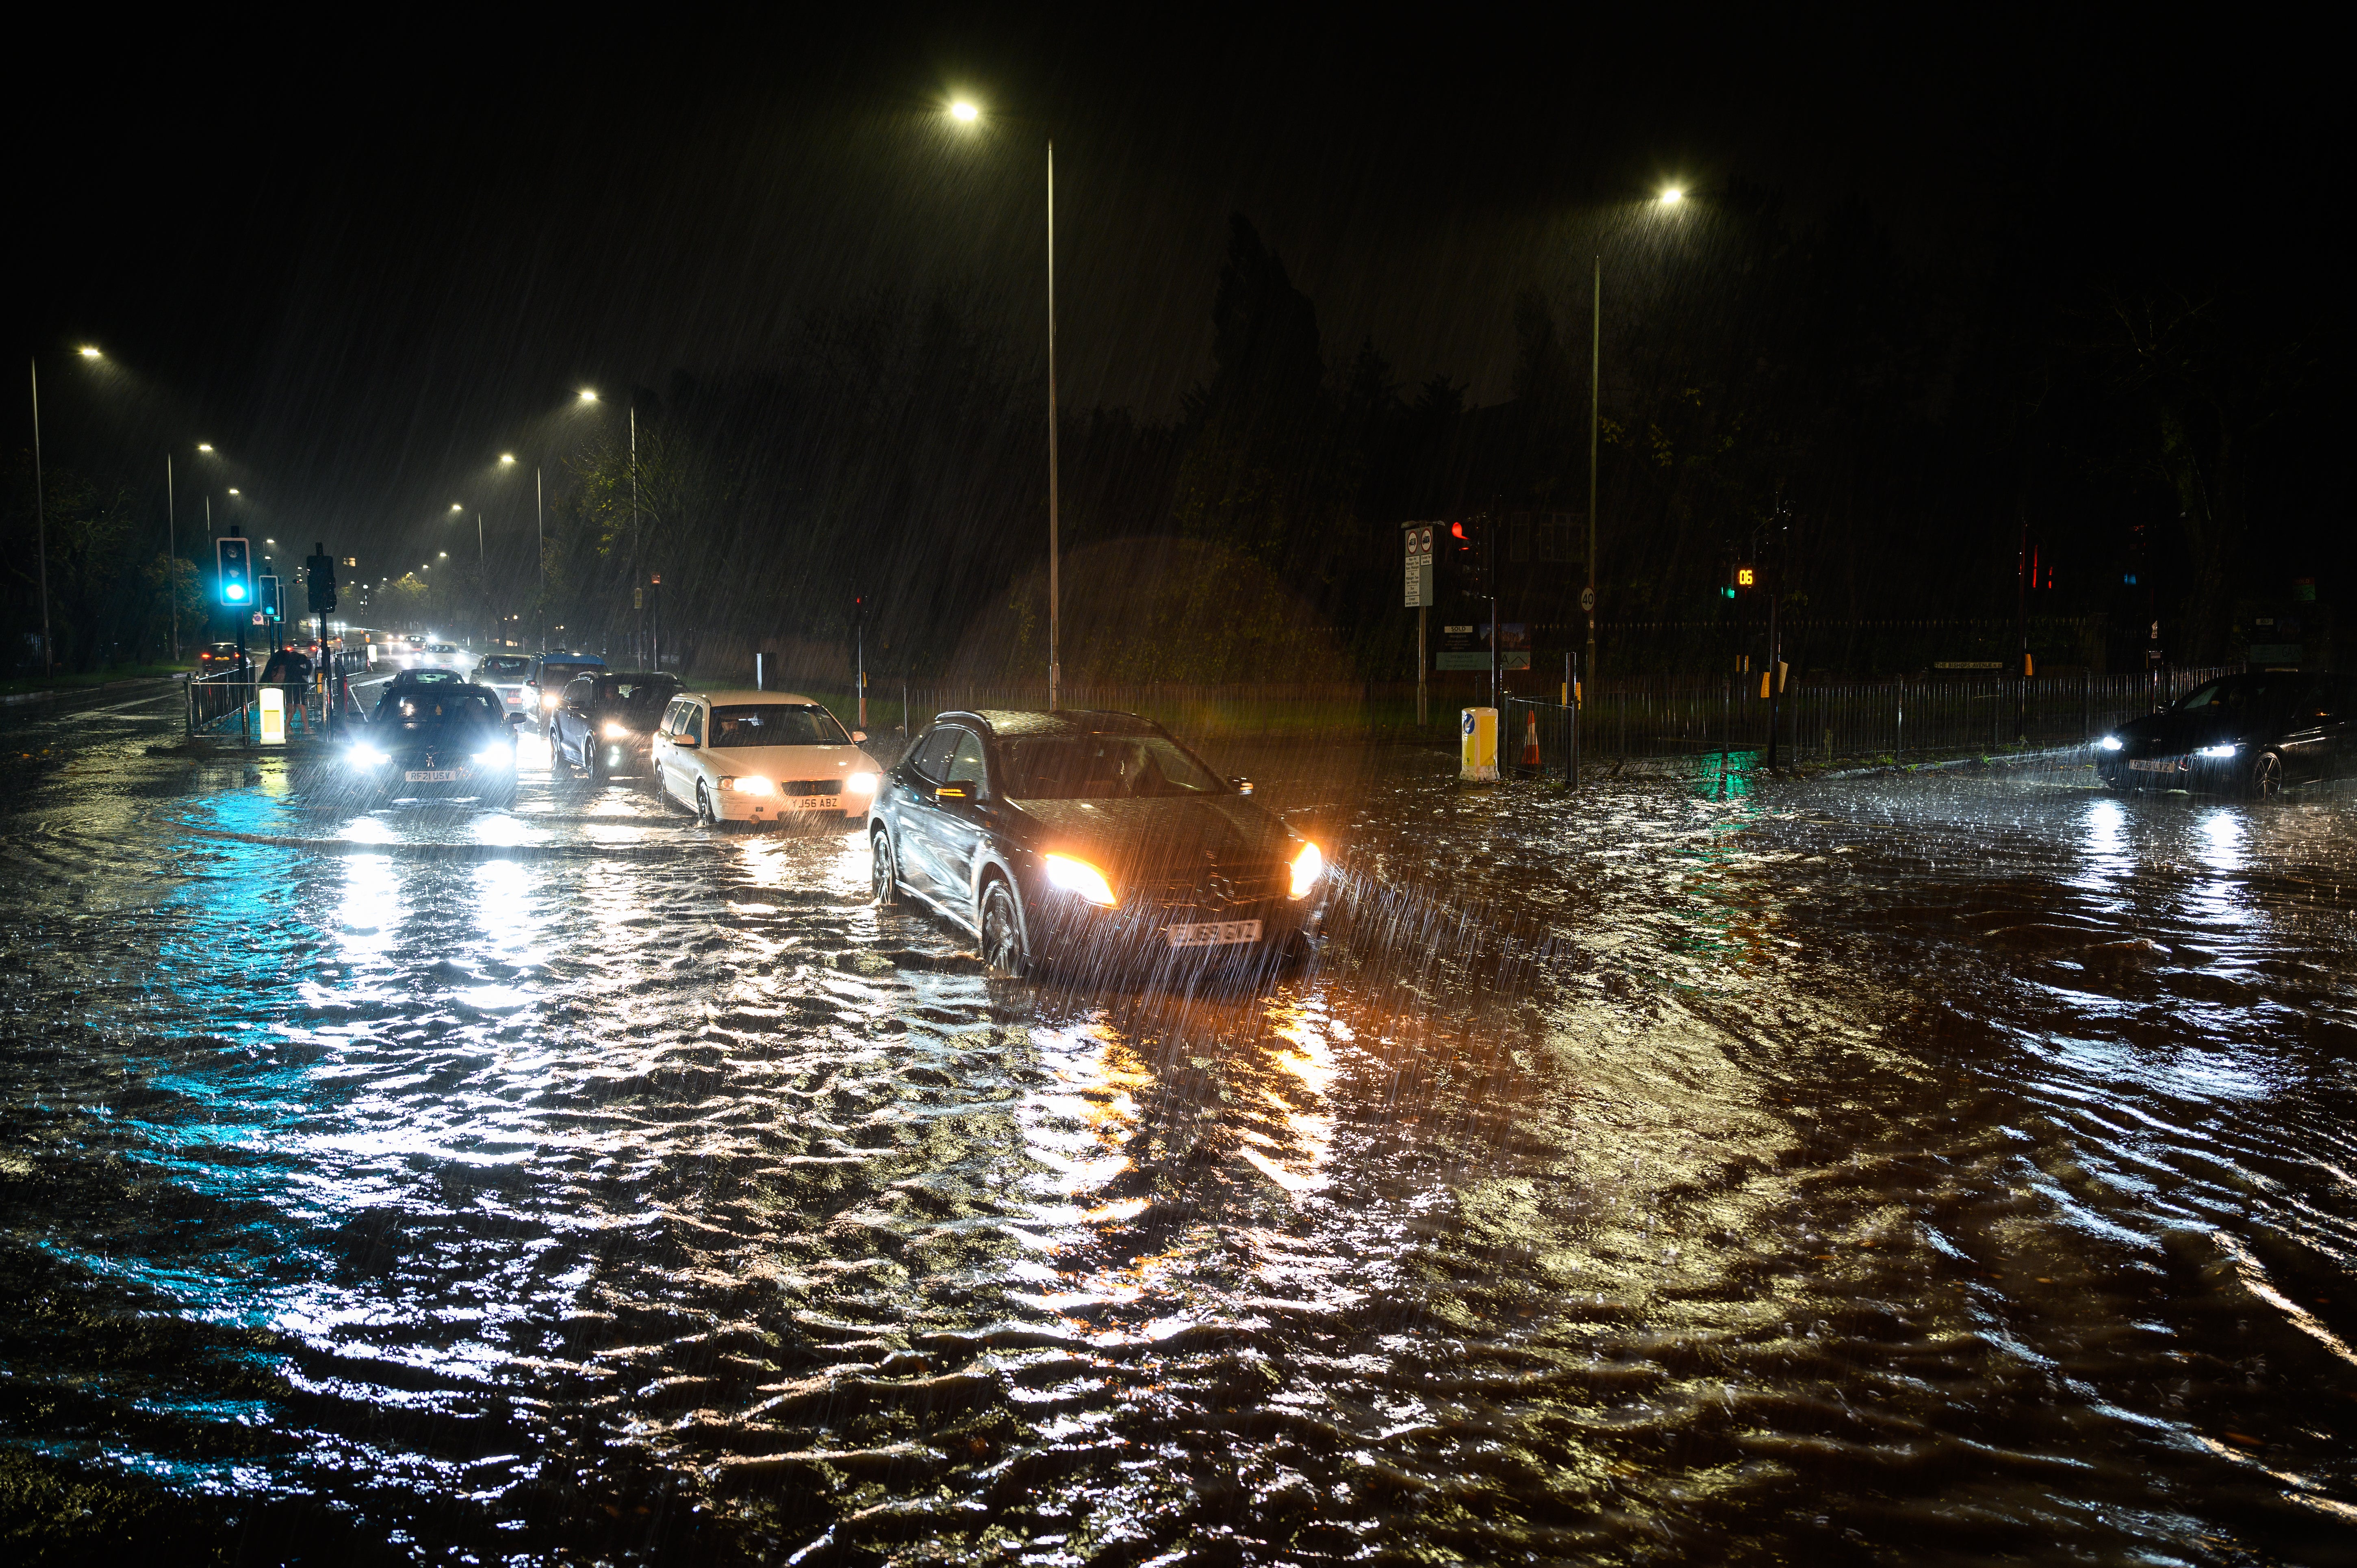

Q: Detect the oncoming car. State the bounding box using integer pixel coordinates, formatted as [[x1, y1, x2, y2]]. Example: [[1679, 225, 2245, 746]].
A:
[[650, 690, 875, 827], [868, 709, 1328, 977], [471, 653, 534, 714], [550, 670, 681, 781], [345, 683, 527, 805], [2095, 672, 2352, 798]]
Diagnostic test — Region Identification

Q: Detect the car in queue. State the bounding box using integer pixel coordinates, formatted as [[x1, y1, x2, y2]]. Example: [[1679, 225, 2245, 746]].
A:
[[525, 653, 606, 732], [471, 653, 535, 716], [650, 689, 875, 827], [868, 709, 1328, 978], [549, 670, 682, 781], [344, 682, 527, 805], [195, 641, 249, 679], [2096, 671, 2353, 798]]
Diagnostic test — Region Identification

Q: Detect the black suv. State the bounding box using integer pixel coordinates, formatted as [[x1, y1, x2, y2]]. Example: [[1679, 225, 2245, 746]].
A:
[[345, 682, 525, 805], [869, 709, 1328, 976], [550, 670, 681, 781]]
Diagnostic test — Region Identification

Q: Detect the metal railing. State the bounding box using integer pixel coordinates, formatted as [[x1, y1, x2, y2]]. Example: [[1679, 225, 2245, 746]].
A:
[[186, 670, 369, 740]]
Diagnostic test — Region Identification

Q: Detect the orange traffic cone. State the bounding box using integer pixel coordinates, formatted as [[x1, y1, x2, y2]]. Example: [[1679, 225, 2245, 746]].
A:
[[1521, 709, 1542, 768]]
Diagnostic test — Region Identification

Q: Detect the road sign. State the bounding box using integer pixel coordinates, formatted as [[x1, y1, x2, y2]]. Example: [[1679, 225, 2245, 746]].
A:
[[1579, 587, 1596, 612], [1402, 523, 1436, 607]]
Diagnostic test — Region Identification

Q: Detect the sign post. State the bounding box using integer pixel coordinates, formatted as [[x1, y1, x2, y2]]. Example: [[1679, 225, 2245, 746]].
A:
[[1402, 523, 1435, 727]]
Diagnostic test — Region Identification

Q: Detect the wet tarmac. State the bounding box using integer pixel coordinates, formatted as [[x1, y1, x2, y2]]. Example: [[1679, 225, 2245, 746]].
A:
[[2, 683, 2354, 1564]]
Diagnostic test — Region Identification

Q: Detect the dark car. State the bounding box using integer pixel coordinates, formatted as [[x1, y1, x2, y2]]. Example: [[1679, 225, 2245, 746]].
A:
[[525, 653, 607, 731], [2096, 672, 2353, 798], [868, 709, 1328, 977], [550, 670, 681, 781], [195, 641, 250, 679], [346, 682, 525, 804]]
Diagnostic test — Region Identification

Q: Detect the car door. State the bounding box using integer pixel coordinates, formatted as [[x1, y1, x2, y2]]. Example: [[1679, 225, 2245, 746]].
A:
[[2280, 679, 2351, 783], [668, 700, 709, 806], [651, 699, 683, 799], [890, 727, 961, 897], [561, 677, 597, 766], [909, 728, 992, 917]]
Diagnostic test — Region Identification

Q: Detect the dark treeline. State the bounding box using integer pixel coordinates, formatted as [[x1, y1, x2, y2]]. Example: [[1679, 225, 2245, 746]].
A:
[[11, 191, 2332, 681]]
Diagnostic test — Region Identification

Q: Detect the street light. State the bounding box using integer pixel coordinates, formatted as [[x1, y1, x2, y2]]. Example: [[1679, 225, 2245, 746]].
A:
[[78, 346, 101, 360], [1583, 184, 1694, 688], [577, 389, 597, 403], [948, 97, 1064, 709], [499, 453, 515, 465]]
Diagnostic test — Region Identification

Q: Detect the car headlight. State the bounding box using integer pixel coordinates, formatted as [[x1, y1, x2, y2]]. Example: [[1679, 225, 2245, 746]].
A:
[[1289, 841, 1325, 899], [2196, 743, 2240, 759], [844, 770, 878, 795], [602, 721, 632, 740], [2097, 736, 2123, 752], [721, 775, 775, 795], [541, 692, 561, 709], [347, 744, 388, 767], [472, 748, 512, 767], [1045, 853, 1118, 907]]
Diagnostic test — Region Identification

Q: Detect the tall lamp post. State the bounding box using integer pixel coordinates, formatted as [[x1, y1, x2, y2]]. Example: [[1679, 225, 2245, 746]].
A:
[[1587, 186, 1689, 692], [949, 99, 1061, 711], [24, 349, 103, 676]]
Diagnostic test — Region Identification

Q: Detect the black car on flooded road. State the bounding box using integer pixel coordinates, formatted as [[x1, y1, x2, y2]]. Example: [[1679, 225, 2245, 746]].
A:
[[549, 670, 681, 781], [2096, 672, 2353, 797], [869, 709, 1328, 977], [346, 682, 527, 805]]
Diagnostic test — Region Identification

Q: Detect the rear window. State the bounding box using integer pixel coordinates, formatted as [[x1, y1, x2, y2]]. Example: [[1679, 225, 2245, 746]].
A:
[[478, 656, 530, 677], [537, 661, 601, 685], [707, 704, 851, 748], [594, 677, 676, 711]]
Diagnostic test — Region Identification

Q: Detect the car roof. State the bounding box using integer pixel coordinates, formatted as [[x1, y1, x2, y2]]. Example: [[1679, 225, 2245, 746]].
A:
[[676, 689, 829, 707], [938, 708, 1161, 740]]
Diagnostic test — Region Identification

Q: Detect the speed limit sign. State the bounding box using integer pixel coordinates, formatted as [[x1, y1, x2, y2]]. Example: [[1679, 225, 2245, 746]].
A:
[[1580, 588, 1596, 612]]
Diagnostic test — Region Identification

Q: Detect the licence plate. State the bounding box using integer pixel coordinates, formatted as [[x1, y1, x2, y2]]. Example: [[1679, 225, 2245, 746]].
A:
[[1166, 918, 1263, 948], [2127, 758, 2177, 773], [404, 769, 460, 783], [778, 794, 841, 811]]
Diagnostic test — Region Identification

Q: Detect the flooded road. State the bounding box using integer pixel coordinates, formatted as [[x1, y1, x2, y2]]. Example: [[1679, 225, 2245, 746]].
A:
[[3, 685, 2355, 1564]]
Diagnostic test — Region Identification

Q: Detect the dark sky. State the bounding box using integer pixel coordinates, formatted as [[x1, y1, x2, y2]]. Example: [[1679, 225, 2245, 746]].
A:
[[12, 9, 2337, 574]]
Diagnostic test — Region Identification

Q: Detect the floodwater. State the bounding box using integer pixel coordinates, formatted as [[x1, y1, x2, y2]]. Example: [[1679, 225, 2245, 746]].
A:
[[3, 681, 2355, 1564]]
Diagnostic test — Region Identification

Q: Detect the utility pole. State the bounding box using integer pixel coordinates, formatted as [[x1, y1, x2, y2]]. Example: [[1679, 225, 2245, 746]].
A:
[[1046, 136, 1061, 713], [2014, 510, 2029, 745], [29, 358, 52, 677], [1586, 252, 1600, 693], [629, 402, 640, 666], [166, 453, 178, 661], [535, 464, 545, 653]]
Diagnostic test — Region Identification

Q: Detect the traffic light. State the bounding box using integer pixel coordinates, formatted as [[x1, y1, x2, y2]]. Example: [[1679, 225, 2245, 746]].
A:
[[217, 532, 253, 606], [305, 544, 338, 614], [259, 574, 282, 624]]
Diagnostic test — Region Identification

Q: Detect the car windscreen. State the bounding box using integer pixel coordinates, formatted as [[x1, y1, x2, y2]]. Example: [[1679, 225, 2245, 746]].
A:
[[593, 677, 675, 715], [536, 661, 601, 686], [2177, 675, 2303, 714], [707, 704, 851, 747], [478, 657, 530, 677], [375, 691, 505, 728], [996, 734, 1226, 799]]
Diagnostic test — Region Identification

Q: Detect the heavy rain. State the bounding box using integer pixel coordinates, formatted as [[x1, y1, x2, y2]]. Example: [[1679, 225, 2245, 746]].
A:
[[6, 16, 2352, 1566]]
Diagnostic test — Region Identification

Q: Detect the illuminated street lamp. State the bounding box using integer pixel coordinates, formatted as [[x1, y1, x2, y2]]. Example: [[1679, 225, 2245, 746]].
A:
[[948, 98, 1064, 709], [78, 346, 101, 360], [1582, 184, 1693, 687], [577, 389, 598, 403]]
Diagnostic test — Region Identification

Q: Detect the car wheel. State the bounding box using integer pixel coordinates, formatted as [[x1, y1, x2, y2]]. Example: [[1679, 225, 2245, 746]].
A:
[[2248, 750, 2285, 800], [584, 743, 606, 785], [695, 781, 719, 827], [871, 829, 901, 907], [979, 878, 1027, 977]]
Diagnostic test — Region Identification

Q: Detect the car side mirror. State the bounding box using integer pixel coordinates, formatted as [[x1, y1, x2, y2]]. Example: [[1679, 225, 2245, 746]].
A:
[[852, 729, 867, 742], [507, 713, 526, 726], [676, 735, 698, 748], [1228, 776, 1254, 795], [935, 784, 968, 801]]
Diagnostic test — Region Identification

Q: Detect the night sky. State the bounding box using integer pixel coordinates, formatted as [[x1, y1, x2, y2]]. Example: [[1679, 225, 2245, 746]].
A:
[[13, 11, 2341, 577]]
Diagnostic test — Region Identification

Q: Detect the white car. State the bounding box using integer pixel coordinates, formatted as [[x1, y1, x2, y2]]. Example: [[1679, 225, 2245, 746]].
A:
[[651, 689, 877, 827]]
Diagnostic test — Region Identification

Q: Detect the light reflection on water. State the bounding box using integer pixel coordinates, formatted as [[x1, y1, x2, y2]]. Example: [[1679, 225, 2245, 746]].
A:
[[1, 730, 2353, 1561]]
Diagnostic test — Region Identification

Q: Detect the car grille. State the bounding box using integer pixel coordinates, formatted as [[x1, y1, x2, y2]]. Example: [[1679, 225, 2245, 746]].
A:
[[779, 779, 840, 797], [1131, 863, 1288, 913]]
